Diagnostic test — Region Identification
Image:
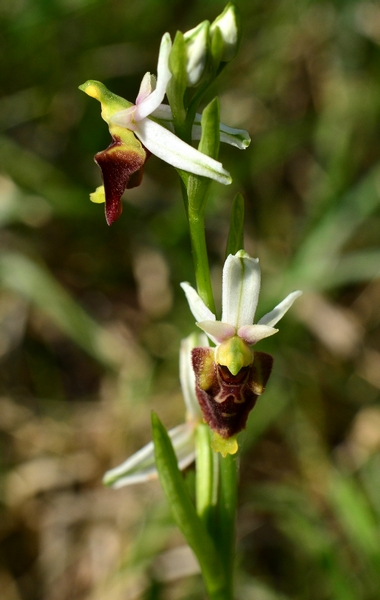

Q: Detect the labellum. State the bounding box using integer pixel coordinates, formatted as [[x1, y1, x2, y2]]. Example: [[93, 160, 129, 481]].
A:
[[94, 133, 149, 225], [192, 347, 273, 439]]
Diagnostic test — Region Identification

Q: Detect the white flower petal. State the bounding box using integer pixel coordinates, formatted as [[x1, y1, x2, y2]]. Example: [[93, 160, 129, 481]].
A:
[[197, 320, 235, 344], [222, 251, 261, 328], [218, 122, 251, 148], [110, 105, 136, 129], [180, 282, 216, 323], [238, 324, 278, 345], [136, 72, 156, 104], [151, 106, 251, 149], [104, 423, 195, 488], [180, 333, 204, 421], [192, 114, 251, 149], [135, 118, 232, 184], [258, 291, 302, 327], [134, 33, 172, 121], [150, 103, 174, 124]]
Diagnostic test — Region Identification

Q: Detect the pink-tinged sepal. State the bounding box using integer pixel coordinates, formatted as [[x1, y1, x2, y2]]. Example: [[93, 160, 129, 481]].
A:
[[192, 348, 274, 438]]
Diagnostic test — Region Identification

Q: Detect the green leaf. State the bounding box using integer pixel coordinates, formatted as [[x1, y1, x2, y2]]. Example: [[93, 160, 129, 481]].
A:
[[0, 251, 121, 369], [225, 192, 245, 257], [290, 164, 380, 288], [151, 412, 227, 600], [0, 135, 93, 218], [319, 250, 380, 290], [329, 473, 380, 569]]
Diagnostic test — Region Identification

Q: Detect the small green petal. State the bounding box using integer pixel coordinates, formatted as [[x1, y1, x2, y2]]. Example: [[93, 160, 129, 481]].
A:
[[211, 432, 238, 456], [90, 186, 105, 204]]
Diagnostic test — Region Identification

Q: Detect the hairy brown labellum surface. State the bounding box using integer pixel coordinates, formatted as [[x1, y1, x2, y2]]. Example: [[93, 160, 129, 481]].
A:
[[95, 136, 147, 225], [192, 347, 273, 438]]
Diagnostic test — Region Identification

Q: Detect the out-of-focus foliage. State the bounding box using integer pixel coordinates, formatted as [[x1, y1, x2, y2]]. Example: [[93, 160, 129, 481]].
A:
[[0, 0, 380, 599]]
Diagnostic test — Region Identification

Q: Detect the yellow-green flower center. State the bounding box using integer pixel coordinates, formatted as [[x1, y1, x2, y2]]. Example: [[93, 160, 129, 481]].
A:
[[215, 335, 253, 376]]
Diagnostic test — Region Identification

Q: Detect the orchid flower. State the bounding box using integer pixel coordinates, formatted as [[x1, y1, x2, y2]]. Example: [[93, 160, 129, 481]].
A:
[[103, 333, 205, 488], [181, 250, 302, 447], [80, 33, 250, 225]]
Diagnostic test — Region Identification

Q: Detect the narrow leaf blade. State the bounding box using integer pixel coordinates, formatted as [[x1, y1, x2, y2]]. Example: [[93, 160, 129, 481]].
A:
[[151, 412, 226, 598]]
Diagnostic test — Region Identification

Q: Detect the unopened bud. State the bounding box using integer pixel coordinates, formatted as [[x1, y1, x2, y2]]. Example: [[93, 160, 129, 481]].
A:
[[210, 2, 240, 62], [184, 20, 209, 86]]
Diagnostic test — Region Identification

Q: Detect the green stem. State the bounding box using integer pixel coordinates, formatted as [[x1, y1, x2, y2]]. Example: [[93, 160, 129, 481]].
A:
[[185, 80, 210, 133], [188, 207, 216, 313], [218, 454, 238, 598], [196, 424, 219, 533], [180, 179, 215, 312], [171, 64, 236, 599]]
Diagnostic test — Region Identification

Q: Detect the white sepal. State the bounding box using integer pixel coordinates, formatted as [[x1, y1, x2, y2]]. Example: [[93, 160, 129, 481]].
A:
[[135, 118, 232, 184], [150, 103, 173, 123], [151, 105, 251, 150], [222, 251, 261, 329], [180, 333, 204, 421], [103, 332, 206, 489], [192, 115, 251, 149], [103, 422, 195, 488], [180, 282, 216, 323], [134, 33, 172, 121], [258, 290, 302, 327]]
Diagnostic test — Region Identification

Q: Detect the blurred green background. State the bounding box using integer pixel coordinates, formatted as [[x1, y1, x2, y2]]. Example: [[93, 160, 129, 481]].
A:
[[1, 0, 380, 598]]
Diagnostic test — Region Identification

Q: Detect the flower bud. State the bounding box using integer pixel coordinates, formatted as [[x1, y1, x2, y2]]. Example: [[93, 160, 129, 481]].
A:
[[184, 20, 209, 86], [210, 2, 240, 63]]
